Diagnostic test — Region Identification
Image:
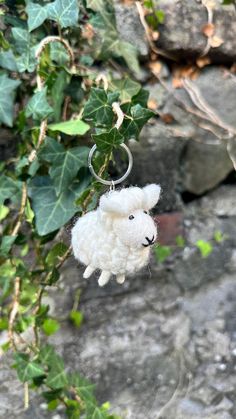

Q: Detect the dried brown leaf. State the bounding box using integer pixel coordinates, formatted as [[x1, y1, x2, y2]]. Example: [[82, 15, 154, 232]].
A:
[[202, 23, 215, 37]]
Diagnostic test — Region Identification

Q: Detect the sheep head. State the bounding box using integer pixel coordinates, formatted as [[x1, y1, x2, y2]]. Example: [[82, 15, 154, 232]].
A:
[[98, 184, 161, 249]]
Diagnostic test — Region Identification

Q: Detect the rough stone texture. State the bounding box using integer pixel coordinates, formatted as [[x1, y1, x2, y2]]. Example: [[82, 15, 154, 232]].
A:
[[1, 186, 236, 419], [156, 0, 236, 63], [128, 123, 186, 213], [144, 66, 235, 195], [114, 3, 149, 58]]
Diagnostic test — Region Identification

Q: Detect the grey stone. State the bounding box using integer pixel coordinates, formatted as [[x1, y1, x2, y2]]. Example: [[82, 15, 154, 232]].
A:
[[1, 187, 236, 418], [114, 4, 149, 58], [156, 0, 236, 63], [128, 122, 186, 213]]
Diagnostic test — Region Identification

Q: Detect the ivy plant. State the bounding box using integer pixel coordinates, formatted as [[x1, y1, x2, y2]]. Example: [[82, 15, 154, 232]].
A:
[[0, 0, 155, 417]]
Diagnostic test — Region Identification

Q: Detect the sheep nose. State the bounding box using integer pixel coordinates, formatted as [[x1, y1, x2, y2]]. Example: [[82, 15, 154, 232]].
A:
[[142, 235, 155, 247]]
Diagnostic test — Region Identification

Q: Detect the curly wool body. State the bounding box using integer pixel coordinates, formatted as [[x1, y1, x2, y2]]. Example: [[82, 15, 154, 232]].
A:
[[71, 184, 161, 287]]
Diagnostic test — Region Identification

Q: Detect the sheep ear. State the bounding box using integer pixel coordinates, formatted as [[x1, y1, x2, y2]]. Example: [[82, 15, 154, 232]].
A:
[[143, 184, 161, 210], [99, 192, 124, 215]]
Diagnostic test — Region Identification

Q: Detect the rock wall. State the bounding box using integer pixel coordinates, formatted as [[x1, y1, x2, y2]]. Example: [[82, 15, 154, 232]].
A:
[[1, 1, 236, 418]]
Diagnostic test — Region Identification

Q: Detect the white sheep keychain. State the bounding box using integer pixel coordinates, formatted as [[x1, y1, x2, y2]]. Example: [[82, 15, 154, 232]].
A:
[[71, 143, 161, 287]]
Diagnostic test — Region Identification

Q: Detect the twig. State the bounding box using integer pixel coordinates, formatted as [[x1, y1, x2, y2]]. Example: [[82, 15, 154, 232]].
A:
[[62, 96, 71, 121], [95, 73, 109, 91], [135, 1, 177, 61], [112, 102, 124, 129], [24, 382, 29, 410], [8, 276, 21, 350], [29, 36, 75, 163], [201, 0, 214, 57], [11, 182, 27, 237]]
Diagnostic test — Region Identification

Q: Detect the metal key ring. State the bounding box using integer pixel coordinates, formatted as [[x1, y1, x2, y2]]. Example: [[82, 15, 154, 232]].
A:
[[88, 143, 133, 186]]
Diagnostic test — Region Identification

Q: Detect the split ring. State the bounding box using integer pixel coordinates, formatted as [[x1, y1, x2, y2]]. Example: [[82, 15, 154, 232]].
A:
[[88, 143, 133, 186]]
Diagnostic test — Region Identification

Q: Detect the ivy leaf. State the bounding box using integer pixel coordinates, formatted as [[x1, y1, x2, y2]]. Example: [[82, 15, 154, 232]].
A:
[[0, 175, 21, 204], [120, 104, 154, 140], [39, 345, 56, 366], [14, 353, 45, 382], [11, 27, 29, 54], [28, 175, 90, 235], [70, 310, 83, 328], [50, 42, 70, 65], [0, 74, 21, 127], [92, 127, 124, 153], [26, 2, 48, 32], [39, 138, 89, 195], [83, 88, 119, 126], [46, 0, 79, 28], [51, 71, 68, 122], [48, 119, 90, 135], [26, 88, 54, 120], [131, 88, 149, 107], [109, 78, 140, 103], [42, 318, 60, 336], [0, 205, 9, 221], [196, 240, 213, 258], [0, 50, 17, 71], [46, 242, 68, 266], [115, 40, 140, 76], [45, 353, 68, 389], [0, 235, 16, 257], [68, 373, 95, 402]]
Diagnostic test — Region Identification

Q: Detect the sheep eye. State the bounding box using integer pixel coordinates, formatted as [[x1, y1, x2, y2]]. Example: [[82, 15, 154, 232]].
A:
[[144, 210, 148, 214], [129, 215, 134, 220]]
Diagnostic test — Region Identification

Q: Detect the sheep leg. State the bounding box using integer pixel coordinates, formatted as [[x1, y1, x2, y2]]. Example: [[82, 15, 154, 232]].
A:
[[83, 265, 95, 279], [98, 270, 111, 287], [116, 274, 125, 284]]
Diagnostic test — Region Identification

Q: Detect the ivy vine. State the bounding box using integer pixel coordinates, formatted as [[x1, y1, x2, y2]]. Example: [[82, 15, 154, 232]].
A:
[[0, 0, 155, 417]]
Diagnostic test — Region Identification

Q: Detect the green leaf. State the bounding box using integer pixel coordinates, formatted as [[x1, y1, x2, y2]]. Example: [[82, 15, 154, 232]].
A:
[[0, 235, 16, 256], [83, 88, 119, 126], [14, 353, 45, 382], [214, 230, 226, 243], [48, 119, 90, 135], [92, 127, 124, 153], [0, 74, 21, 127], [39, 344, 56, 366], [69, 372, 95, 402], [154, 245, 172, 263], [131, 88, 149, 107], [28, 175, 90, 235], [120, 104, 154, 140], [115, 40, 140, 75], [0, 50, 17, 71], [50, 42, 70, 65], [26, 2, 48, 32], [11, 27, 29, 54], [46, 242, 68, 266], [196, 240, 213, 258], [15, 46, 37, 73], [51, 71, 68, 122], [42, 318, 60, 336], [70, 310, 83, 328], [175, 235, 185, 247], [45, 353, 68, 389], [26, 87, 54, 120], [39, 138, 89, 195], [109, 78, 140, 102], [25, 199, 34, 223], [0, 204, 9, 221], [155, 10, 165, 24], [0, 175, 21, 205], [46, 0, 79, 28]]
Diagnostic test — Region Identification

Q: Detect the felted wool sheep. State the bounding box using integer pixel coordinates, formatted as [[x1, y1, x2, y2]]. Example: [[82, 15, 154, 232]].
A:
[[71, 184, 161, 287]]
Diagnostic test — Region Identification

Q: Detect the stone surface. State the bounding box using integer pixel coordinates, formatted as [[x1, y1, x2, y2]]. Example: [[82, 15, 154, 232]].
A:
[[1, 186, 236, 419], [128, 122, 186, 213], [150, 66, 235, 194], [114, 4, 149, 58], [156, 0, 236, 63]]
